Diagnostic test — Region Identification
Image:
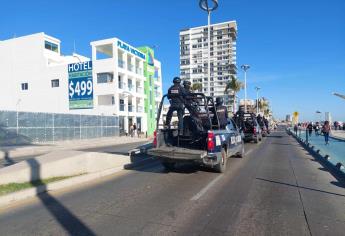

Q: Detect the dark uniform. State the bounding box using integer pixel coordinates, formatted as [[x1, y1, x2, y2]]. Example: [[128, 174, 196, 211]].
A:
[[211, 97, 228, 129], [183, 80, 198, 117], [165, 77, 186, 134]]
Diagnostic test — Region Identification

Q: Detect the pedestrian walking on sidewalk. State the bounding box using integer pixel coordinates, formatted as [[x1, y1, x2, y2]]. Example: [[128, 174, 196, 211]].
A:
[[133, 123, 137, 137], [129, 124, 134, 137], [322, 121, 331, 145], [307, 123, 313, 137]]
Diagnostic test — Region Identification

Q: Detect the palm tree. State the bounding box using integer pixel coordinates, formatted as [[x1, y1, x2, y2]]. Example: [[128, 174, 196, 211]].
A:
[[224, 75, 243, 113], [191, 83, 202, 92], [258, 98, 270, 115]]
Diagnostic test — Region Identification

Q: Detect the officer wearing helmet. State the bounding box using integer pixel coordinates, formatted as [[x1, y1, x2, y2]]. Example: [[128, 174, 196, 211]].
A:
[[212, 97, 228, 129], [183, 80, 192, 94], [182, 80, 198, 117], [165, 77, 186, 134]]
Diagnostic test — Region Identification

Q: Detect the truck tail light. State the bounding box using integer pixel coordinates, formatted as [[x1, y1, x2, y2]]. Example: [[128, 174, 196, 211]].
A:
[[253, 127, 257, 135], [153, 130, 157, 147], [207, 131, 215, 151]]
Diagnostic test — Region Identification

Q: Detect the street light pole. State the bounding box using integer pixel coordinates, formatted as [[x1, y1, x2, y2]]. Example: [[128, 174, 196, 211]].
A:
[[241, 64, 250, 112], [199, 0, 218, 96], [255, 86, 260, 114], [207, 10, 211, 96]]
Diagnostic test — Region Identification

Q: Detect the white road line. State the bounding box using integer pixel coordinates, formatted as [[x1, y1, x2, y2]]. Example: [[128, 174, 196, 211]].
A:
[[190, 174, 224, 201], [245, 149, 253, 156]]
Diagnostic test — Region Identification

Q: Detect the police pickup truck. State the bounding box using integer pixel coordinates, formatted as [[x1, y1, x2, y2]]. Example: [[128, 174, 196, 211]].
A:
[[148, 93, 244, 173]]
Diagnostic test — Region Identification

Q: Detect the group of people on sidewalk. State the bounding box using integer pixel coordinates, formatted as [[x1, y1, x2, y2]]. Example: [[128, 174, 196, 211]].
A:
[[293, 121, 331, 145]]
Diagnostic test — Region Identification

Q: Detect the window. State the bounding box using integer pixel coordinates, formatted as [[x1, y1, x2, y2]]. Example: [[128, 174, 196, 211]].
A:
[[97, 73, 113, 83], [51, 79, 59, 88], [45, 41, 59, 52], [21, 83, 28, 90], [119, 99, 125, 111]]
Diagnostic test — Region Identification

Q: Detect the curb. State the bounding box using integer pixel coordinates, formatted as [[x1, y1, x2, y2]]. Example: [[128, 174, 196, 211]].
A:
[[330, 135, 345, 142], [286, 129, 345, 181], [0, 138, 151, 160], [0, 157, 154, 208]]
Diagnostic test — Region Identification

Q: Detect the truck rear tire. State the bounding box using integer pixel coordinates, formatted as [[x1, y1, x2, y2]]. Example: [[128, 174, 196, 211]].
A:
[[162, 161, 175, 171], [215, 148, 227, 173], [238, 142, 245, 158]]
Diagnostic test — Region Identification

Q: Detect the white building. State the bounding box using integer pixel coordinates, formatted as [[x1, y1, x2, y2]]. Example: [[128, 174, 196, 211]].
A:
[[179, 21, 237, 102], [0, 33, 163, 134], [0, 33, 90, 114], [91, 38, 163, 134]]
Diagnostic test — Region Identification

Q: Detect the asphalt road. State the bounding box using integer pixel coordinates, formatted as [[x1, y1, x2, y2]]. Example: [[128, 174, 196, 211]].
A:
[[0, 141, 148, 168], [1, 128, 345, 235]]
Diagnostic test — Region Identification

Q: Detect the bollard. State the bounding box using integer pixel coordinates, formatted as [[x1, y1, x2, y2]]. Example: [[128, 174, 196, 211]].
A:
[[335, 162, 344, 170], [324, 155, 330, 160], [311, 146, 314, 149], [316, 149, 320, 153]]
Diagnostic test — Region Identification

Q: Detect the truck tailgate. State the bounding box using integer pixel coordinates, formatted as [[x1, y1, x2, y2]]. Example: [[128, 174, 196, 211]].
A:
[[148, 147, 207, 160]]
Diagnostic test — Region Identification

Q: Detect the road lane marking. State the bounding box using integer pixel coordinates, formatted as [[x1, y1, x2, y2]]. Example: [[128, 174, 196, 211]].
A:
[[245, 149, 253, 156], [190, 174, 224, 201]]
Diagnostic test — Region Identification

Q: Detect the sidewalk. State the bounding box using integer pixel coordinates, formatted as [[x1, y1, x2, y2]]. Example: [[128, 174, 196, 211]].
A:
[[331, 130, 345, 141], [0, 136, 151, 160]]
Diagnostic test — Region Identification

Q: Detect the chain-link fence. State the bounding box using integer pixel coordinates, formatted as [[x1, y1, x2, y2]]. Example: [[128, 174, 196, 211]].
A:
[[0, 110, 119, 145]]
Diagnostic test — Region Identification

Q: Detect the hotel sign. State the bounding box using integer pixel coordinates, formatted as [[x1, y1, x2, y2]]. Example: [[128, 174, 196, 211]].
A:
[[117, 40, 146, 60], [68, 61, 93, 109]]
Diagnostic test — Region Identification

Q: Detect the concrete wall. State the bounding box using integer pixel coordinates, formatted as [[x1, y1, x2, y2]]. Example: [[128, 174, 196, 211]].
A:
[[0, 150, 130, 185]]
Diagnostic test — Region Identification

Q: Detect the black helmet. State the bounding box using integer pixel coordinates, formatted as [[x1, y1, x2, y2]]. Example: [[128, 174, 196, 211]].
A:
[[183, 80, 191, 86], [216, 97, 223, 106], [173, 77, 181, 84]]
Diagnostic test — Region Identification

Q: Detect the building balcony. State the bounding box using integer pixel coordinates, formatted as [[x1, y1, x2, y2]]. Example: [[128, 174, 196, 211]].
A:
[[136, 67, 143, 75], [118, 59, 125, 68], [119, 104, 125, 111], [136, 86, 143, 94], [128, 105, 134, 112], [118, 82, 126, 89], [137, 106, 144, 113], [127, 64, 134, 72], [128, 84, 134, 92]]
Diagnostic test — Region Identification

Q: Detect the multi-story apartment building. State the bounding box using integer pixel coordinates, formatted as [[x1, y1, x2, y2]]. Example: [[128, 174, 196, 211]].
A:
[[179, 20, 237, 109], [91, 39, 163, 135], [0, 33, 163, 135]]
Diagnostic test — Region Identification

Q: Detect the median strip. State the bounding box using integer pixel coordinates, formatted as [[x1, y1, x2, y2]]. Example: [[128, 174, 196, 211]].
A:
[[0, 175, 83, 196]]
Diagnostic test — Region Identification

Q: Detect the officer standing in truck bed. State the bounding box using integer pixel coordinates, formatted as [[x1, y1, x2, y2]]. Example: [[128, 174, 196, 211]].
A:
[[211, 97, 228, 129], [165, 77, 186, 134]]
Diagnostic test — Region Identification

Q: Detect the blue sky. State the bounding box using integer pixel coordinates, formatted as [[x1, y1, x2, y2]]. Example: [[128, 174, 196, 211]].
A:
[[1, 0, 344, 121]]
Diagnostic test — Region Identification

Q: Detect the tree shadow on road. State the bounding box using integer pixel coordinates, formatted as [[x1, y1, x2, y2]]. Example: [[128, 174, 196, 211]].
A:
[[26, 159, 96, 235]]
